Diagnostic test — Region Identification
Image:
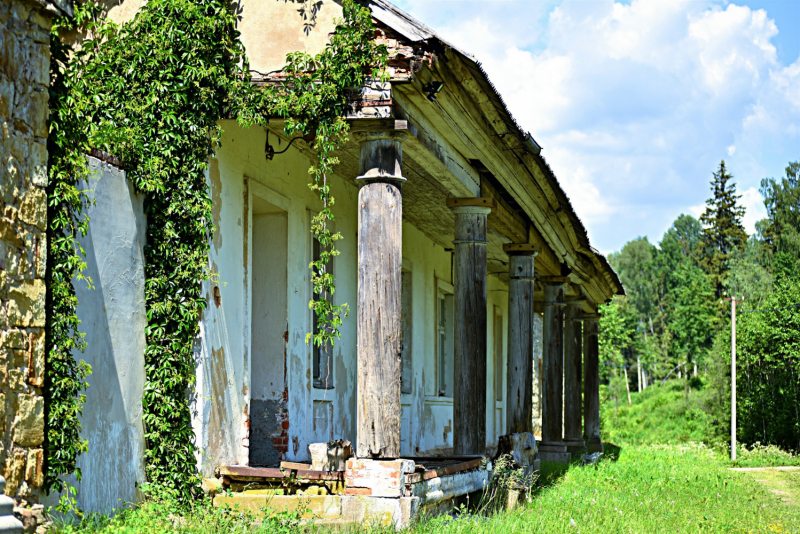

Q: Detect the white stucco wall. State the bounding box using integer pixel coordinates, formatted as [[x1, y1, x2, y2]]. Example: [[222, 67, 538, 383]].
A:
[[70, 122, 539, 511], [71, 157, 147, 512]]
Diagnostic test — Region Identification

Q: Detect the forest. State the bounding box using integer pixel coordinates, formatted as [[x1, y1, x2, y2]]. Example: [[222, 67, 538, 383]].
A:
[[599, 159, 800, 452]]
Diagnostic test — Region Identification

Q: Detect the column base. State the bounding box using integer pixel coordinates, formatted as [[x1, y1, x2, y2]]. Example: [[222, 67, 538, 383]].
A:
[[563, 438, 586, 459], [585, 436, 604, 454], [538, 441, 570, 464]]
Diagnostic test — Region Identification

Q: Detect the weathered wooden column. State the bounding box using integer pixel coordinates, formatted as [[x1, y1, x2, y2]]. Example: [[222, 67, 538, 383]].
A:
[[563, 299, 586, 457], [447, 197, 495, 455], [583, 314, 603, 453], [355, 131, 406, 459], [503, 244, 539, 434], [539, 278, 569, 463]]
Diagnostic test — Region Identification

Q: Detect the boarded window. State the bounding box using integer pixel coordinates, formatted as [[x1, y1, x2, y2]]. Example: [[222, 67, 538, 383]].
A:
[[437, 288, 454, 397], [401, 269, 413, 394], [312, 226, 334, 390], [494, 306, 503, 402]]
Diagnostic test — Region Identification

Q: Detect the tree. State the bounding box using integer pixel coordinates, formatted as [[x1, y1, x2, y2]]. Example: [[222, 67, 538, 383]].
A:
[[699, 161, 748, 299], [760, 160, 800, 260]]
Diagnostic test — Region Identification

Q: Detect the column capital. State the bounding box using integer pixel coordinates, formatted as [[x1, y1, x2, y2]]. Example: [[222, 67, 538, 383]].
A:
[[502, 243, 540, 256], [446, 197, 495, 215], [355, 133, 406, 184], [540, 275, 569, 285], [351, 130, 409, 144]]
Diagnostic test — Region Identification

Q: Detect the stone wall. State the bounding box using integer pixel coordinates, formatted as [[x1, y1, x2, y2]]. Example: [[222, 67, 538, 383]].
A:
[[1, 1, 70, 530]]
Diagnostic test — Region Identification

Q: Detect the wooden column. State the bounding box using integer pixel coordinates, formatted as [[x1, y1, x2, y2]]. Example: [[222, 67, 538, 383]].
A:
[[356, 132, 406, 459], [503, 244, 539, 434], [563, 299, 585, 456], [540, 279, 568, 457], [447, 197, 494, 455], [583, 315, 603, 453]]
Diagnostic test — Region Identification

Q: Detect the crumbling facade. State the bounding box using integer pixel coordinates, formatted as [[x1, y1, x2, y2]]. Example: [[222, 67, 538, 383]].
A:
[[1, 0, 623, 525]]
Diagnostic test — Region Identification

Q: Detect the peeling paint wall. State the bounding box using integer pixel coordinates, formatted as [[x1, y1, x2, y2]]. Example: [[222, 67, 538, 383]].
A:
[[71, 157, 147, 512]]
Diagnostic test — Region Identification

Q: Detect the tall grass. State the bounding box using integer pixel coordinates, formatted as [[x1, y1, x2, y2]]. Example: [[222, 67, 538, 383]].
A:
[[55, 444, 799, 534]]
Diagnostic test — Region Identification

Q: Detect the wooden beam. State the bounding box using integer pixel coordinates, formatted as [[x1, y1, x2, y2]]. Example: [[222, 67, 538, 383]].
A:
[[393, 92, 480, 197], [445, 197, 496, 209], [482, 179, 529, 244], [503, 243, 540, 255]]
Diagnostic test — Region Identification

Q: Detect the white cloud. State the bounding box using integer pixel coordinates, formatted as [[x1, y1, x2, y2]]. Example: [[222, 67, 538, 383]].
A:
[[395, 0, 799, 252], [740, 186, 767, 235]]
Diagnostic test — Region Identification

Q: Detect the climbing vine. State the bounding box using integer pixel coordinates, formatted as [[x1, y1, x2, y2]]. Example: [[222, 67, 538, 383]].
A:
[[44, 7, 94, 501], [47, 0, 385, 499]]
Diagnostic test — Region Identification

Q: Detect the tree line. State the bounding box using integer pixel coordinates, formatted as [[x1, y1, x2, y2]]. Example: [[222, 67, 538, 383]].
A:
[[599, 159, 800, 452]]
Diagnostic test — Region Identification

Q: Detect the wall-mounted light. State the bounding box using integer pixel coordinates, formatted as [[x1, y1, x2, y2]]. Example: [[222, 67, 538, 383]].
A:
[[423, 81, 445, 102]]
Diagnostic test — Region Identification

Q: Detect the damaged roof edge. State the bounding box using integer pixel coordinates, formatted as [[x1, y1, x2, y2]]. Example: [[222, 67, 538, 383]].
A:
[[368, 0, 624, 298]]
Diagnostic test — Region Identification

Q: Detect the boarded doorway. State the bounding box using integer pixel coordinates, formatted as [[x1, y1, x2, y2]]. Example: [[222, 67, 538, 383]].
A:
[[249, 195, 288, 466]]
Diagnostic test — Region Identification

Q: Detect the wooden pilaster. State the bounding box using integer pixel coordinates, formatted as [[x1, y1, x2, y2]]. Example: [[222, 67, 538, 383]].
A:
[[356, 132, 405, 459], [448, 198, 494, 455]]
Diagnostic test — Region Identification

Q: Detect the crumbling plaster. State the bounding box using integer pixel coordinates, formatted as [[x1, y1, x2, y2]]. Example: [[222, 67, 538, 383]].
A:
[[69, 157, 147, 513]]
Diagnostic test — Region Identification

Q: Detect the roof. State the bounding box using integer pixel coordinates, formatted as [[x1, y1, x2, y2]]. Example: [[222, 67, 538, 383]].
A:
[[368, 0, 624, 297]]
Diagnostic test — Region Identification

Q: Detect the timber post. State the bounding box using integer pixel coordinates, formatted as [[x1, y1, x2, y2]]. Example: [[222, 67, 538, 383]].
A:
[[539, 278, 569, 462], [447, 197, 495, 455], [563, 298, 586, 457], [503, 244, 539, 434], [583, 314, 603, 453], [355, 130, 406, 459]]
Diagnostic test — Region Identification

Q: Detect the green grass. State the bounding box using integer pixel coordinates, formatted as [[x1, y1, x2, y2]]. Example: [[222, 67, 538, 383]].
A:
[[601, 378, 800, 468], [54, 444, 799, 534], [601, 378, 716, 445]]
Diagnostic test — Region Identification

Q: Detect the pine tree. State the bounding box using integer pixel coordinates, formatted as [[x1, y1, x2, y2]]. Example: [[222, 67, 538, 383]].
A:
[[699, 161, 748, 299]]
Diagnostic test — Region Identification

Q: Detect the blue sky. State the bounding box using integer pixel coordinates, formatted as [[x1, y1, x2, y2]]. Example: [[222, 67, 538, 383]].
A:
[[393, 0, 800, 254]]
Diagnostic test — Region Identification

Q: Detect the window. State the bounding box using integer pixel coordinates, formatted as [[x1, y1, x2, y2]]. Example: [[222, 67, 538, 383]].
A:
[[401, 269, 413, 394], [436, 285, 454, 397], [312, 223, 333, 389], [494, 306, 503, 402]]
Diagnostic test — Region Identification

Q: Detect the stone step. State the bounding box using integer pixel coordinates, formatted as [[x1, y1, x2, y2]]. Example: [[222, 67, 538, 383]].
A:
[[0, 496, 14, 516]]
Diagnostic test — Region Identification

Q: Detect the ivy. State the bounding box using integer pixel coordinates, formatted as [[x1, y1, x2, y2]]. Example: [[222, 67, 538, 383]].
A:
[[47, 0, 385, 500], [44, 6, 95, 504]]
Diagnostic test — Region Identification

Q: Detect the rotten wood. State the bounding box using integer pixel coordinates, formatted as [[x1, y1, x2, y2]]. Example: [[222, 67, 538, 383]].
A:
[[563, 300, 584, 449], [218, 465, 345, 482], [356, 137, 404, 459], [505, 252, 536, 434], [404, 458, 484, 484], [541, 282, 566, 447], [583, 317, 602, 448], [451, 204, 491, 455]]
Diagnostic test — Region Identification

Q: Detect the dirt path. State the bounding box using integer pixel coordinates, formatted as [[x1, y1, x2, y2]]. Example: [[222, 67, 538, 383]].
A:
[[730, 467, 800, 507]]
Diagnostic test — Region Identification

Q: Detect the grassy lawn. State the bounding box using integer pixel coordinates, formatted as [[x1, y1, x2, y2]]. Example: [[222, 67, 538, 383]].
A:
[[54, 443, 800, 534]]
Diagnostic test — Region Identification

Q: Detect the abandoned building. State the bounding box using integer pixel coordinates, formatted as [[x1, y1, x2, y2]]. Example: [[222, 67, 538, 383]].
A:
[[1, 0, 624, 528]]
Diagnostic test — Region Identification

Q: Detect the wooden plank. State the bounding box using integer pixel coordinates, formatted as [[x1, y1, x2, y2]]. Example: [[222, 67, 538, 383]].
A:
[[279, 462, 312, 471], [445, 197, 496, 209], [218, 465, 345, 482], [349, 118, 408, 133], [503, 243, 541, 255], [357, 143, 403, 458], [393, 90, 480, 197], [405, 458, 484, 484]]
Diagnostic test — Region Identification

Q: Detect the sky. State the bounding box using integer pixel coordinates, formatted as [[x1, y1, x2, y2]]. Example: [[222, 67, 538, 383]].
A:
[[392, 0, 800, 254]]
